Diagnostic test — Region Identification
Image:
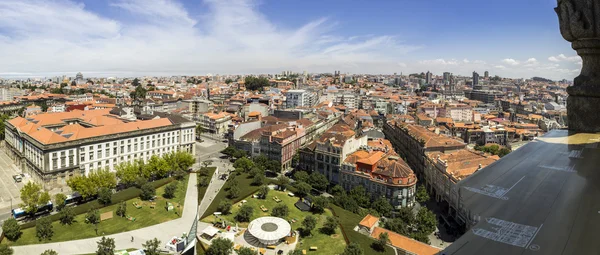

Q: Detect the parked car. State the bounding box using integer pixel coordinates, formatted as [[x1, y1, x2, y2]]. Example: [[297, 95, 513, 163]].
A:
[[12, 175, 22, 182]]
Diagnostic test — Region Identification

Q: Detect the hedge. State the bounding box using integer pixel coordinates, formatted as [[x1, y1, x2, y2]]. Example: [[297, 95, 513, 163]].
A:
[[197, 167, 217, 205], [19, 177, 175, 229]]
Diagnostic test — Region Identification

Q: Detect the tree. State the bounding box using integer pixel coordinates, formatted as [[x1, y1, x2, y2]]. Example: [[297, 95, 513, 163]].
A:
[[371, 197, 393, 217], [221, 146, 237, 157], [308, 172, 329, 191], [248, 167, 263, 178], [291, 153, 300, 168], [349, 186, 370, 208], [498, 147, 511, 157], [140, 183, 156, 200], [217, 200, 232, 215], [416, 185, 429, 203], [53, 193, 67, 211], [265, 160, 281, 172], [202, 160, 212, 169], [225, 78, 234, 84], [227, 185, 240, 199], [143, 238, 161, 255], [342, 243, 364, 255], [40, 249, 58, 255], [2, 218, 21, 241], [135, 176, 148, 188], [384, 218, 409, 236], [67, 176, 97, 199], [115, 161, 142, 186], [233, 157, 254, 173], [252, 174, 265, 186], [271, 204, 289, 218], [86, 209, 100, 225], [206, 237, 233, 255], [257, 185, 270, 199], [293, 171, 309, 183], [416, 207, 437, 235], [130, 82, 147, 101], [96, 236, 116, 255], [0, 244, 13, 255], [20, 182, 51, 214], [244, 76, 270, 91], [59, 206, 75, 225], [199, 176, 210, 187], [311, 196, 328, 214], [237, 247, 257, 255], [275, 176, 289, 191], [235, 204, 253, 222], [333, 194, 360, 214], [252, 154, 269, 170], [144, 155, 170, 179], [89, 169, 117, 190], [232, 149, 246, 159], [330, 185, 345, 197], [98, 187, 112, 205], [301, 215, 317, 236], [116, 202, 127, 217], [294, 181, 312, 197], [36, 217, 53, 241], [373, 232, 389, 251], [163, 181, 178, 199], [321, 216, 339, 235]]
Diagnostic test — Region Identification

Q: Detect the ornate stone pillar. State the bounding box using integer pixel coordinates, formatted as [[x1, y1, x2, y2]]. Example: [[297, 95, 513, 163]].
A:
[[556, 0, 600, 132]]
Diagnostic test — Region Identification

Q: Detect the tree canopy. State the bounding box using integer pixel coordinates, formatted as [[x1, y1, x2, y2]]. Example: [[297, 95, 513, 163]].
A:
[[206, 237, 233, 255], [20, 182, 51, 214], [244, 76, 270, 91]]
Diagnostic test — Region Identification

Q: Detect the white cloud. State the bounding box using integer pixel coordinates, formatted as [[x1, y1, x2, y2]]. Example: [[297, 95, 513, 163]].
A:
[[548, 54, 581, 63], [502, 58, 520, 66], [463, 59, 470, 63], [418, 59, 459, 66], [494, 65, 506, 69], [523, 58, 538, 67], [0, 0, 421, 76]]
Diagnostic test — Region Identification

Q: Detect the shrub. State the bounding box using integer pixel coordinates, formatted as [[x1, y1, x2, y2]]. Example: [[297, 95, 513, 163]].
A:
[[217, 200, 232, 215], [59, 206, 75, 225], [2, 218, 21, 241], [98, 187, 112, 205], [140, 183, 156, 200], [36, 217, 53, 241], [163, 181, 178, 199], [116, 201, 127, 217], [271, 204, 289, 218]]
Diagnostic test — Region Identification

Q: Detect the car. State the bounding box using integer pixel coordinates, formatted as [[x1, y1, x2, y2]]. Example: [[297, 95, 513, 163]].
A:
[[12, 175, 22, 182], [277, 250, 284, 255]]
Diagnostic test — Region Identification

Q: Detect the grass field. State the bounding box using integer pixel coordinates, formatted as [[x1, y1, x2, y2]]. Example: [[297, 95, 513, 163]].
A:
[[4, 175, 190, 246], [201, 189, 346, 255], [330, 204, 395, 255], [200, 172, 267, 219], [197, 167, 217, 205]]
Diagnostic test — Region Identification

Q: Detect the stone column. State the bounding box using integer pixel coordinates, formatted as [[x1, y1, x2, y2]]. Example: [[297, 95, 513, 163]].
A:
[[556, 0, 600, 132]]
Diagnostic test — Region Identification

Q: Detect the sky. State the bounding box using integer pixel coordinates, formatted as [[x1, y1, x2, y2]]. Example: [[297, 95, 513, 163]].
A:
[[0, 0, 583, 80]]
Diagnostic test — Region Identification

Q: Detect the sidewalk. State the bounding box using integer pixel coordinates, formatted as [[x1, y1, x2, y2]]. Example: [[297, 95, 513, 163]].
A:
[[13, 173, 199, 255]]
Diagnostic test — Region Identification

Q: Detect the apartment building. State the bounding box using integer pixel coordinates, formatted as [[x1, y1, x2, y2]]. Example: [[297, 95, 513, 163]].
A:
[[5, 108, 195, 189], [300, 123, 367, 184], [286, 90, 310, 108], [199, 112, 232, 135], [341, 139, 417, 208]]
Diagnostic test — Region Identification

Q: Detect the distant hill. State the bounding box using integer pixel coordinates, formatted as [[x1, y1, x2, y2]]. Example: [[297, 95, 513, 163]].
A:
[[532, 77, 553, 82]]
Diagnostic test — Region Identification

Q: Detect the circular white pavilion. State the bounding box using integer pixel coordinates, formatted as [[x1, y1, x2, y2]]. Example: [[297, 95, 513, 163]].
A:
[[247, 216, 292, 245]]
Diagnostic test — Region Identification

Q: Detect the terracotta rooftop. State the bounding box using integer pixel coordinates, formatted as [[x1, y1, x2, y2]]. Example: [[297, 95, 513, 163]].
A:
[[371, 227, 441, 255], [359, 214, 379, 229]]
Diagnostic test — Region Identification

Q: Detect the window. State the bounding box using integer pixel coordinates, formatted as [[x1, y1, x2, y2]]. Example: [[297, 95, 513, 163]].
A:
[[69, 155, 74, 165], [89, 153, 94, 160], [81, 154, 85, 162], [97, 150, 102, 158], [121, 146, 124, 154], [113, 147, 117, 155], [105, 149, 110, 157], [127, 145, 131, 152], [52, 159, 57, 169]]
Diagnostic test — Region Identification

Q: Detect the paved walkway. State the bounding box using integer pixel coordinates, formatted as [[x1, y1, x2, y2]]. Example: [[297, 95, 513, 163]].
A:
[[13, 172, 205, 255]]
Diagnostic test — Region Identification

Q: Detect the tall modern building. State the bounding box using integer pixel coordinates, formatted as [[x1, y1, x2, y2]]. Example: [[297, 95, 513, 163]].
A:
[[472, 71, 480, 87], [425, 71, 432, 84], [484, 70, 489, 79], [443, 72, 451, 83]]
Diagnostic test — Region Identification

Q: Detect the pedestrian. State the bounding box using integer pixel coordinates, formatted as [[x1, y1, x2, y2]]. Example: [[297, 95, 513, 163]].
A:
[[131, 236, 134, 242]]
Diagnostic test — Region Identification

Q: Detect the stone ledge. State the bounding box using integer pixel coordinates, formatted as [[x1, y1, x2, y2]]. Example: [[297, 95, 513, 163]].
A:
[[568, 95, 600, 132]]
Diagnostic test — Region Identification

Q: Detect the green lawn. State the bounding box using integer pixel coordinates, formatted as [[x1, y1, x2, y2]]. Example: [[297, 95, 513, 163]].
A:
[[197, 167, 217, 205], [201, 172, 267, 219], [201, 189, 346, 255], [5, 175, 190, 246], [330, 205, 395, 255]]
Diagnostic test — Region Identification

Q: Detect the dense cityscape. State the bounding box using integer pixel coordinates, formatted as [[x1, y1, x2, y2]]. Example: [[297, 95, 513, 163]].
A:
[[0, 0, 596, 255], [0, 69, 570, 255]]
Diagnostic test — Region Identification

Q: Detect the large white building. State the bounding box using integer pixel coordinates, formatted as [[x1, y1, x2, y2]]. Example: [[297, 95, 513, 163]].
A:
[[5, 108, 196, 189], [285, 90, 310, 108]]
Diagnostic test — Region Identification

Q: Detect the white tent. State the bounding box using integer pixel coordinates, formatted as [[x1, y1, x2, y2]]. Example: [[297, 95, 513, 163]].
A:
[[202, 226, 220, 237]]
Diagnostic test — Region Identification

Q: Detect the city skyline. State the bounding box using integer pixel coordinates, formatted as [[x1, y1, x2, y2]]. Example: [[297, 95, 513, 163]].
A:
[[0, 0, 582, 80]]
